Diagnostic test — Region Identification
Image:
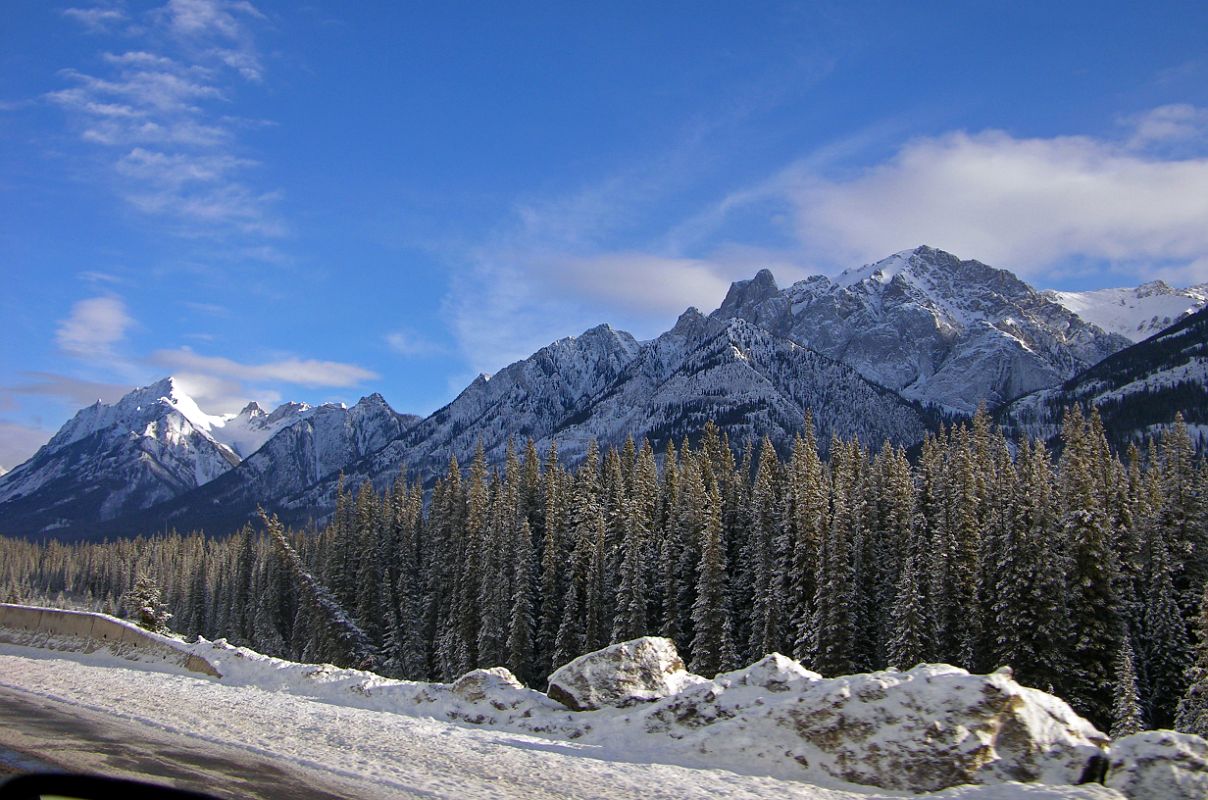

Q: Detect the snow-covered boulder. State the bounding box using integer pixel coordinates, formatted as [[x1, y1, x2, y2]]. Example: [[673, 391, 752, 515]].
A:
[[452, 667, 524, 703], [547, 636, 707, 711], [715, 653, 821, 691], [1107, 730, 1208, 800], [638, 662, 1108, 793]]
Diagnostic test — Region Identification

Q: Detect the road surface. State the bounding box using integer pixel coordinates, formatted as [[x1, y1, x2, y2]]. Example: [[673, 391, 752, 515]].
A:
[[0, 685, 360, 799]]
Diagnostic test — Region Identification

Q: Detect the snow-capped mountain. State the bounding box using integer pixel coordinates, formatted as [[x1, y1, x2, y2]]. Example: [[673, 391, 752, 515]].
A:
[[1045, 281, 1208, 343], [0, 466, 7, 478], [125, 393, 420, 534], [7, 245, 1199, 539], [714, 247, 1131, 414], [999, 305, 1208, 449], [0, 378, 244, 534]]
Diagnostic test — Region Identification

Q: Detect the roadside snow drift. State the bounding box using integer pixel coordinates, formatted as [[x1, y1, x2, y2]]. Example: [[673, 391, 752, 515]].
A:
[[184, 634, 1110, 793], [0, 610, 1122, 795]]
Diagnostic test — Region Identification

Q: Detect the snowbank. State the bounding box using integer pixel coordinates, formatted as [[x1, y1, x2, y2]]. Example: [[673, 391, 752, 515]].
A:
[[172, 635, 1109, 794], [0, 612, 1116, 795]]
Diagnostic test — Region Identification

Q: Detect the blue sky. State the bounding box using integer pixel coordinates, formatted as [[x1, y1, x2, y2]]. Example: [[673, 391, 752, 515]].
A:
[[2, 0, 1208, 468]]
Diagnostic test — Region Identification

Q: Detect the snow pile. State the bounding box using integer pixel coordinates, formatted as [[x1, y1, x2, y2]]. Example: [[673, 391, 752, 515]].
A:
[[625, 661, 1107, 793], [1106, 730, 1208, 800], [175, 636, 1108, 794], [547, 636, 708, 710], [3, 613, 1116, 795]]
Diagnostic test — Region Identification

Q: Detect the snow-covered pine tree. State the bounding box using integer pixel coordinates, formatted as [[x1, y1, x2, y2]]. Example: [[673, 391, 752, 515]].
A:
[[788, 417, 827, 663], [124, 573, 172, 633], [262, 510, 377, 670], [1058, 408, 1123, 728], [1176, 580, 1208, 737], [1111, 629, 1146, 738], [1143, 526, 1193, 728], [810, 437, 858, 676], [691, 478, 735, 676], [507, 519, 537, 684], [745, 436, 784, 662]]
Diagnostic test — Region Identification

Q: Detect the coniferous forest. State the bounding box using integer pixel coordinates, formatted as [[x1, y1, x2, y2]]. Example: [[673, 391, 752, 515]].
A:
[[3, 407, 1207, 736]]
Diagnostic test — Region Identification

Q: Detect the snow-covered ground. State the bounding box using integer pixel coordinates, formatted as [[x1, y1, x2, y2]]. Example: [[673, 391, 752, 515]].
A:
[[0, 641, 1120, 800]]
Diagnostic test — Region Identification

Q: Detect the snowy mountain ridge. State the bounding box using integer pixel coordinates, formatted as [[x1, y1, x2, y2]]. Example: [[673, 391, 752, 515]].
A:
[[718, 247, 1131, 413], [272, 305, 931, 529], [1000, 304, 1208, 448], [4, 245, 1203, 538], [1045, 281, 1208, 343], [0, 377, 413, 536]]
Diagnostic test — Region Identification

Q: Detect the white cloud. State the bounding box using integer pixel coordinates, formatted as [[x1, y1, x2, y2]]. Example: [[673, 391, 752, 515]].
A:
[[158, 0, 265, 81], [62, 7, 128, 33], [150, 347, 378, 388], [779, 127, 1208, 283], [1122, 104, 1208, 150], [116, 148, 255, 185], [169, 371, 280, 415], [435, 105, 1208, 376], [534, 252, 732, 316], [55, 295, 134, 359]]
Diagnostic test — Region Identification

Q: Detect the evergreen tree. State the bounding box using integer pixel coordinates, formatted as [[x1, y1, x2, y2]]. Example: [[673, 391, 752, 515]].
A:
[[1143, 526, 1193, 728], [690, 480, 735, 676], [1111, 631, 1145, 738], [124, 573, 171, 633], [1059, 408, 1123, 728], [1176, 581, 1208, 737]]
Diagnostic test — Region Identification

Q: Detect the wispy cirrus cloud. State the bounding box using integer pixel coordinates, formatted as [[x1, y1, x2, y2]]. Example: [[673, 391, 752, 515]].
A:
[[385, 330, 445, 359], [52, 0, 279, 243], [61, 5, 128, 34]]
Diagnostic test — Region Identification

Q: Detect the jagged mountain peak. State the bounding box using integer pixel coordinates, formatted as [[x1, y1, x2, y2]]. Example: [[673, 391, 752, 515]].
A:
[[718, 268, 779, 316], [238, 401, 267, 418], [264, 401, 311, 425], [833, 246, 1032, 301], [354, 392, 391, 409], [713, 248, 1129, 413]]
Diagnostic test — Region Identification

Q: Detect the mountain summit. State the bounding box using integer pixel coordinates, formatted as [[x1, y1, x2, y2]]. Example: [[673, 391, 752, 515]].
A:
[[711, 246, 1130, 413]]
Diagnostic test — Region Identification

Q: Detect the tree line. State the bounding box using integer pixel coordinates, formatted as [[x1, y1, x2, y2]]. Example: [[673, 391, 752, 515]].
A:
[[2, 408, 1207, 736]]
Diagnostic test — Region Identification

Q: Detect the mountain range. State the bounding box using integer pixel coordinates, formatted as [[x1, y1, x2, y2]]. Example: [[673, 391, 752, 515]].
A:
[[2, 246, 1204, 539]]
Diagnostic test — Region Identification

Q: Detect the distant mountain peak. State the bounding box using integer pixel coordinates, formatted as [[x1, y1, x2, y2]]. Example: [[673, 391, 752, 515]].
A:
[[354, 392, 392, 410], [718, 268, 779, 316], [239, 401, 267, 418]]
